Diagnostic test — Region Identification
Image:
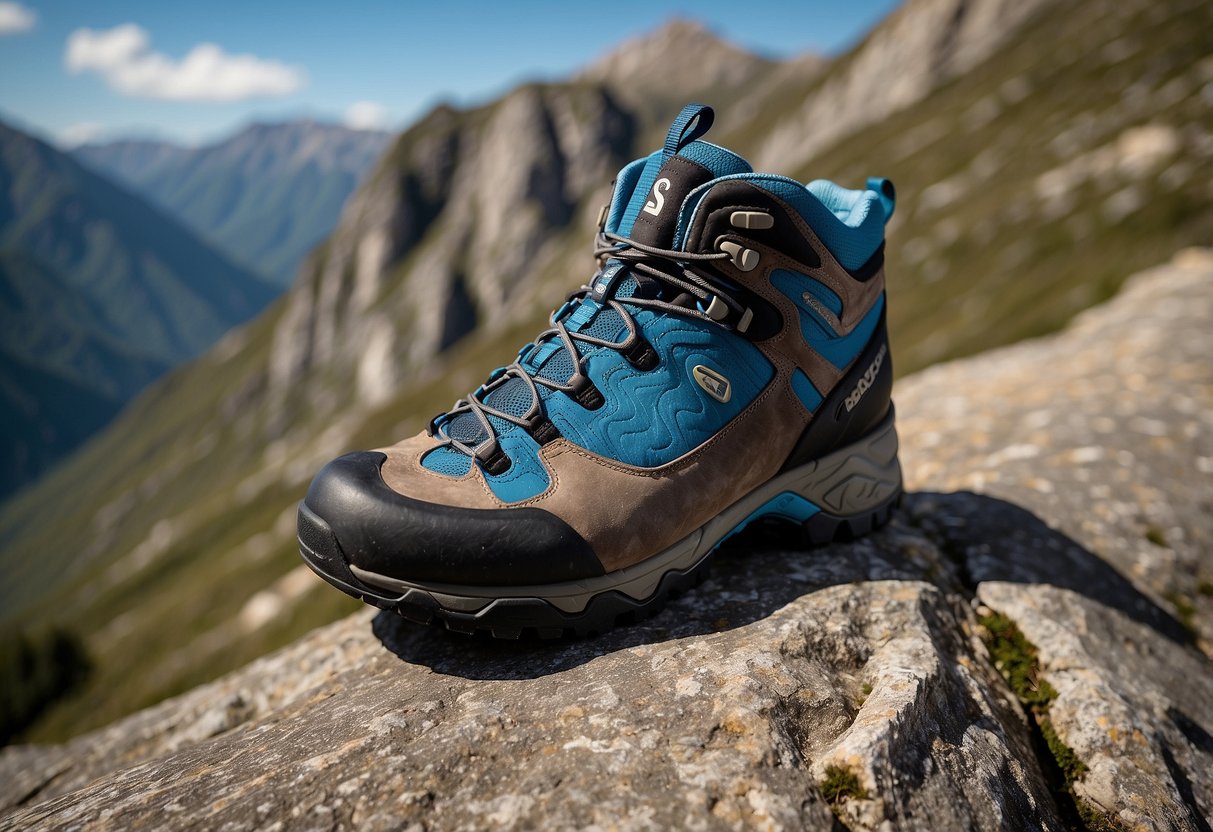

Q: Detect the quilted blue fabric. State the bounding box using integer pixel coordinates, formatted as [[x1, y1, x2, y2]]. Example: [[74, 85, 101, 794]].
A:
[[541, 309, 774, 468]]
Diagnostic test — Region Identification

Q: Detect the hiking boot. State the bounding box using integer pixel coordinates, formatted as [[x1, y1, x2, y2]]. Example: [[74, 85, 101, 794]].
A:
[[298, 103, 902, 637]]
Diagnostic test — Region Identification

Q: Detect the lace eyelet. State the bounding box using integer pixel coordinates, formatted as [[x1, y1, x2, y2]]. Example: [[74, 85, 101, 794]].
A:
[[479, 447, 512, 476], [622, 338, 659, 371], [569, 376, 605, 410]]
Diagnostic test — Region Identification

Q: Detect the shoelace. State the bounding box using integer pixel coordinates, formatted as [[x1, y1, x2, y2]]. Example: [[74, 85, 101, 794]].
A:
[[427, 230, 751, 472]]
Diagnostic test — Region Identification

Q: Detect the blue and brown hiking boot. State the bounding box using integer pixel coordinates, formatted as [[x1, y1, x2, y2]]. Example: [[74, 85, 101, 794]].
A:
[[298, 104, 902, 637]]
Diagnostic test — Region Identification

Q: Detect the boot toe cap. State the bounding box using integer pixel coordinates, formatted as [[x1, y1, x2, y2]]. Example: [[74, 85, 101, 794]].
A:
[[300, 451, 602, 587]]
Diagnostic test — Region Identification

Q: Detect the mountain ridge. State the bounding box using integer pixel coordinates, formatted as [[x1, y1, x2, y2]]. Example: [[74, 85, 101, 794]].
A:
[[75, 120, 393, 286]]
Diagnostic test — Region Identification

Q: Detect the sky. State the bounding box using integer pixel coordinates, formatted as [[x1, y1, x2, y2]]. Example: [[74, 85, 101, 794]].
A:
[[0, 0, 900, 148]]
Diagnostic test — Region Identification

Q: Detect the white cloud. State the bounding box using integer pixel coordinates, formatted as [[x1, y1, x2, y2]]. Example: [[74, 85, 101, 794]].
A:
[[64, 23, 304, 102], [344, 100, 389, 131], [58, 121, 105, 148], [0, 2, 36, 35]]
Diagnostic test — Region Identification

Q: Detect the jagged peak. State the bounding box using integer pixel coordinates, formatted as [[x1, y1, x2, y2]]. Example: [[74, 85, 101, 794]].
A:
[[579, 17, 775, 99]]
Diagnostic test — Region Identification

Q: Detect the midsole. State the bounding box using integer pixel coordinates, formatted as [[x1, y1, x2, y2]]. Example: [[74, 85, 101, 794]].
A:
[[350, 409, 902, 614]]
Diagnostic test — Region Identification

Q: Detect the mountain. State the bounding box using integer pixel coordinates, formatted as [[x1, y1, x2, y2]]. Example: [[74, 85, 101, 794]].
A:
[[2, 0, 1211, 742], [0, 120, 275, 498], [75, 121, 394, 286]]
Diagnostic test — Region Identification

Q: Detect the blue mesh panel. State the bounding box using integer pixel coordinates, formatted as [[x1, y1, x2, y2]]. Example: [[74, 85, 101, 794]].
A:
[[485, 376, 534, 418], [421, 446, 473, 477], [581, 308, 626, 343], [442, 376, 533, 446], [536, 348, 576, 384], [446, 413, 487, 444]]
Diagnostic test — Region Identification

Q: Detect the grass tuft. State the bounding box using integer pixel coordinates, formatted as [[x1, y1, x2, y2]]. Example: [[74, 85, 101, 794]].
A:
[[820, 764, 869, 806]]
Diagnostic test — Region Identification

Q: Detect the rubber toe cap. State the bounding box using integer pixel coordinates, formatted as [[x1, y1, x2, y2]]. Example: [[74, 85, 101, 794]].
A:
[[302, 451, 603, 586]]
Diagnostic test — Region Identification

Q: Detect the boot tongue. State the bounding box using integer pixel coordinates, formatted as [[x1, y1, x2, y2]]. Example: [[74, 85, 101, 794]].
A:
[[618, 105, 752, 250]]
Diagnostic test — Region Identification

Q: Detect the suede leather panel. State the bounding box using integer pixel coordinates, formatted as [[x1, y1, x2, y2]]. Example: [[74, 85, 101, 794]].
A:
[[376, 433, 505, 509], [530, 377, 806, 571]]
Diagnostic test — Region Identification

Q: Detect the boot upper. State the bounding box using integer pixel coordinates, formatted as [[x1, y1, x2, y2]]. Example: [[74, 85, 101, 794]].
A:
[[304, 104, 896, 583]]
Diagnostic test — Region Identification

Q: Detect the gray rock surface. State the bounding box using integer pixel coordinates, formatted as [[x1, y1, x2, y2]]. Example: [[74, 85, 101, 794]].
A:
[[2, 251, 1211, 830]]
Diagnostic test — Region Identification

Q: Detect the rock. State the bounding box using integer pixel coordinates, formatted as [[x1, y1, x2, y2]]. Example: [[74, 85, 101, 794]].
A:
[[753, 0, 1062, 172], [2, 251, 1211, 831]]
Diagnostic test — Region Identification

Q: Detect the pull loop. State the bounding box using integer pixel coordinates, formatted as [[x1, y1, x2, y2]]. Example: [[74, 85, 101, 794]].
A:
[[664, 104, 715, 158], [867, 177, 896, 224]]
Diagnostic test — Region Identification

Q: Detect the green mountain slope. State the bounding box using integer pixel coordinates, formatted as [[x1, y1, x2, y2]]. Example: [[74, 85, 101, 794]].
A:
[[0, 120, 275, 365], [0, 121, 275, 498], [1, 0, 1210, 742], [0, 251, 168, 495], [76, 121, 392, 286]]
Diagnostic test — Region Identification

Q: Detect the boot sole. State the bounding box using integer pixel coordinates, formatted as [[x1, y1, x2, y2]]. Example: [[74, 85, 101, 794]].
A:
[[297, 410, 902, 639]]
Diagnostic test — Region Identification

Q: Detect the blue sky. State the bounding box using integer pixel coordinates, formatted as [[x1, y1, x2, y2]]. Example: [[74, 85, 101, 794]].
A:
[[0, 0, 900, 148]]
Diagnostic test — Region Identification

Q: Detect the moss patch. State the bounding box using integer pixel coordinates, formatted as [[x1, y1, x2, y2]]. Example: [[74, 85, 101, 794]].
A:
[[1040, 718, 1089, 785], [979, 610, 1127, 830], [856, 680, 873, 707], [1078, 800, 1129, 832], [819, 764, 868, 805], [979, 612, 1058, 710]]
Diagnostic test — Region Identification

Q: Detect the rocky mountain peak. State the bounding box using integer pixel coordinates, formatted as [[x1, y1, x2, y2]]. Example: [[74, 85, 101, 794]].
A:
[[753, 0, 1062, 170], [580, 18, 776, 109], [267, 84, 635, 416]]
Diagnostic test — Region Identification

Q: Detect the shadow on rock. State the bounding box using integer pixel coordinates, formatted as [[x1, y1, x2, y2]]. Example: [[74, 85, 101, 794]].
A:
[[372, 489, 1191, 679], [907, 491, 1192, 646]]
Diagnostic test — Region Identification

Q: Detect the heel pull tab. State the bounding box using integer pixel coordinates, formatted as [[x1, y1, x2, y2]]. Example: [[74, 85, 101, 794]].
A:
[[664, 104, 714, 159], [867, 177, 896, 224]]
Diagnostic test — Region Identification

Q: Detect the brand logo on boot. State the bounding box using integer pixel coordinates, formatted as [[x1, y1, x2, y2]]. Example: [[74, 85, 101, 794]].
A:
[[844, 343, 887, 413], [643, 178, 672, 216], [693, 365, 731, 403]]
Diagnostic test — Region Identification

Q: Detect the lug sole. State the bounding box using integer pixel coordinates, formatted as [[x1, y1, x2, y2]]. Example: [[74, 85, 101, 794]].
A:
[[298, 411, 902, 639]]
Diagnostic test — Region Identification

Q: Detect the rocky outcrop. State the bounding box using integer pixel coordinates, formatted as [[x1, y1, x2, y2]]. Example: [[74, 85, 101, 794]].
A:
[[267, 85, 635, 418], [752, 0, 1060, 171], [580, 20, 779, 117], [3, 251, 1209, 830]]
